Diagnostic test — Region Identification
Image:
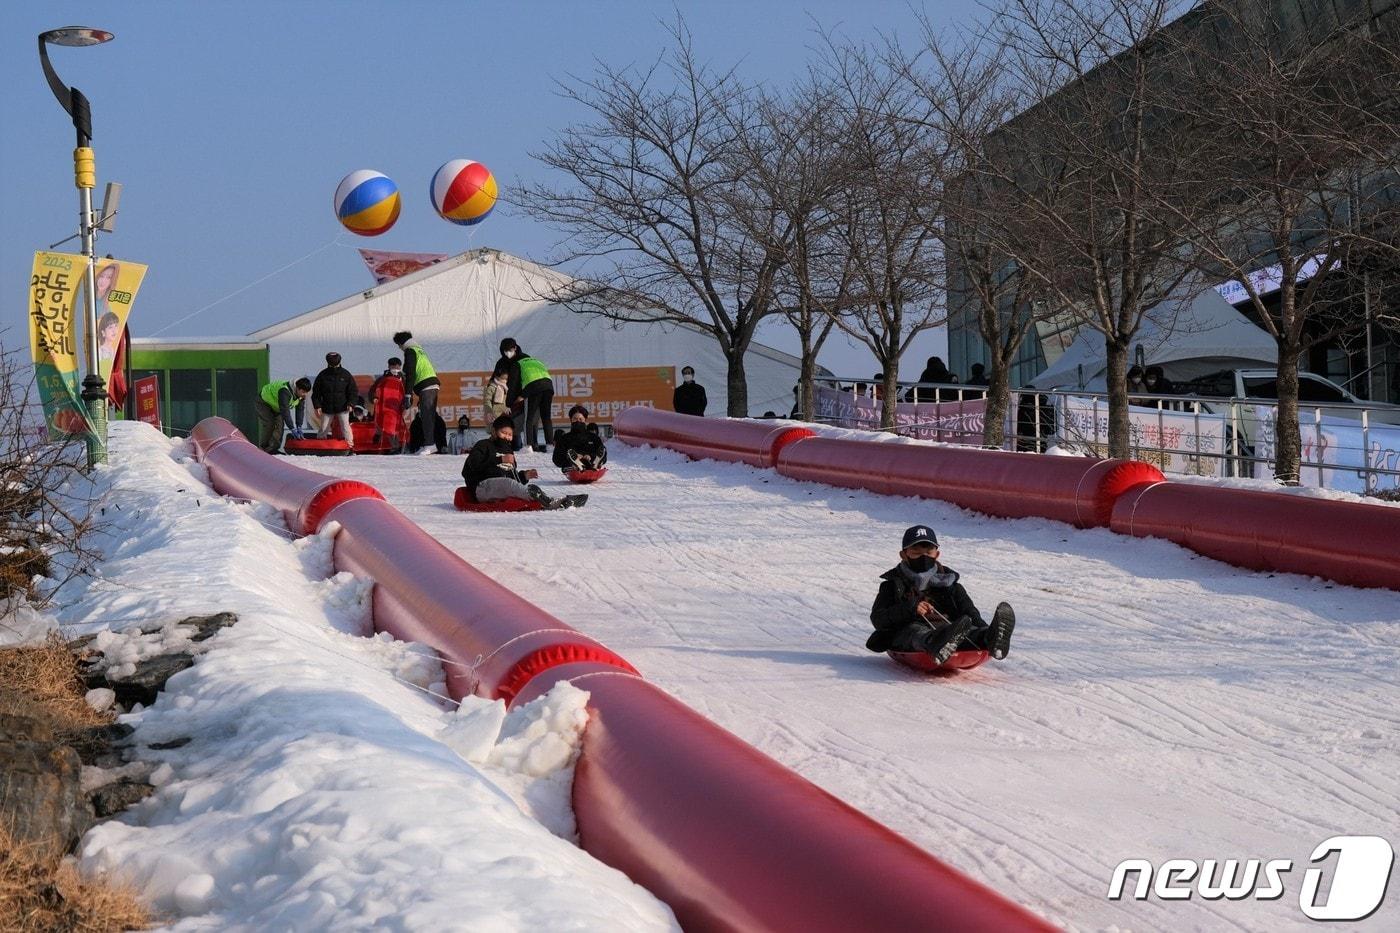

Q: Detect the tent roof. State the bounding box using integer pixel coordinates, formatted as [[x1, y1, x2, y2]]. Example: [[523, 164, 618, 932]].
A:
[[1028, 288, 1277, 389]]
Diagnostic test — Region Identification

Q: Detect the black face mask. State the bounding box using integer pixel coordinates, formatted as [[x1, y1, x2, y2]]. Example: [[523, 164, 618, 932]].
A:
[[905, 555, 935, 573], [570, 422, 586, 433]]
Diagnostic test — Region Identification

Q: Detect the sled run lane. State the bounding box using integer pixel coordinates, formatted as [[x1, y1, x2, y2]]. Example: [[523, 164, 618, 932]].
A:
[[300, 444, 1400, 931]]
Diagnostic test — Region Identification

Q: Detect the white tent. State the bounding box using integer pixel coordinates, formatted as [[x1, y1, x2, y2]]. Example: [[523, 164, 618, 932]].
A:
[[1027, 287, 1277, 390], [251, 248, 813, 419]]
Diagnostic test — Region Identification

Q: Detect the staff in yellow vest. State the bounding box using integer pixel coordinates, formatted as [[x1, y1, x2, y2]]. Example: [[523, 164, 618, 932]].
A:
[[256, 377, 312, 453], [498, 337, 555, 453], [392, 330, 444, 454]]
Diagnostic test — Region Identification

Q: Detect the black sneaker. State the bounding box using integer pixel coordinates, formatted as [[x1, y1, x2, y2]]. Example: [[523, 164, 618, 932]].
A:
[[988, 603, 1016, 660], [562, 494, 589, 509], [927, 616, 977, 666]]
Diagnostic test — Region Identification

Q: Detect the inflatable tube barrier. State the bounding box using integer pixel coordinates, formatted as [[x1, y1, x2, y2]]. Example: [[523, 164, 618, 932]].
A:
[[776, 436, 1163, 528], [888, 649, 989, 673], [614, 407, 814, 468], [453, 486, 543, 513], [320, 496, 637, 701], [1111, 482, 1400, 591], [283, 437, 353, 456], [566, 467, 607, 484], [558, 671, 1053, 933], [189, 418, 384, 535]]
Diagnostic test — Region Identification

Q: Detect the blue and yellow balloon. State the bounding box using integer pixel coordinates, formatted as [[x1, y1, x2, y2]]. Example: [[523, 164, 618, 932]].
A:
[[334, 170, 401, 236]]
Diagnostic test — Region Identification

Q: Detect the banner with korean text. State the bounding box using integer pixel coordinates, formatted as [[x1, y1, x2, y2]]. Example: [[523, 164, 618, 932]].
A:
[[433, 366, 676, 426], [134, 374, 161, 430], [814, 385, 988, 445], [28, 252, 89, 440]]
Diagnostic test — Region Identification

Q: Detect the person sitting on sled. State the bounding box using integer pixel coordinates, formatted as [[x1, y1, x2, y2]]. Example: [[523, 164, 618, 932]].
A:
[[866, 525, 1015, 665], [552, 405, 608, 475], [462, 415, 585, 510]]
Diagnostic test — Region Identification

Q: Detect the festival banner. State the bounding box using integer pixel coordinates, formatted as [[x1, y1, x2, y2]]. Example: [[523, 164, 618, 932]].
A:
[[814, 385, 988, 445], [28, 252, 89, 440], [85, 257, 148, 388], [134, 374, 161, 430], [1249, 405, 1400, 493], [1057, 395, 1228, 476], [358, 249, 449, 284], [432, 366, 676, 427]]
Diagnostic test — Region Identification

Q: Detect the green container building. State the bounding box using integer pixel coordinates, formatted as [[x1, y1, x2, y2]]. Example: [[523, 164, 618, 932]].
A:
[[127, 339, 269, 439]]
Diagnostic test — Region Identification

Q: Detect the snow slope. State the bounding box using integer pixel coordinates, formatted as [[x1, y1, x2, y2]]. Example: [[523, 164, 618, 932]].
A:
[[44, 423, 677, 931], [301, 441, 1400, 931]]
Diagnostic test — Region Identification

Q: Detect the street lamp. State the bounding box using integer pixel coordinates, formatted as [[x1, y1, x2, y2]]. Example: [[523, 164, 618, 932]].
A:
[[38, 26, 114, 468]]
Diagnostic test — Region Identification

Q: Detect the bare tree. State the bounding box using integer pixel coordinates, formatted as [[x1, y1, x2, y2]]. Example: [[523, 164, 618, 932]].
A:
[[520, 24, 785, 416], [1166, 0, 1400, 482], [725, 79, 859, 420], [823, 42, 948, 429], [983, 0, 1209, 458], [0, 339, 99, 629]]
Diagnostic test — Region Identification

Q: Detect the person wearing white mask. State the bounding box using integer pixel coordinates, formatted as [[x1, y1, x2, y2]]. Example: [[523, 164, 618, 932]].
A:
[[672, 365, 707, 416], [370, 357, 407, 453]]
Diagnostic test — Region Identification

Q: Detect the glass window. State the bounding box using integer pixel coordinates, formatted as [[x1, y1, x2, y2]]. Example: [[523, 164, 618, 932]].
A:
[[1297, 375, 1349, 403], [167, 369, 213, 436], [215, 369, 260, 439]]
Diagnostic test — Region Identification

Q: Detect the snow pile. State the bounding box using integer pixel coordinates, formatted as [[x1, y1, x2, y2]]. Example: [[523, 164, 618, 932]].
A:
[[62, 422, 675, 931]]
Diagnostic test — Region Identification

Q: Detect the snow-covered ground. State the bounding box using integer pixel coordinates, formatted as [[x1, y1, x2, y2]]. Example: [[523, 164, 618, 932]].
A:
[[297, 438, 1400, 932], [24, 423, 677, 931]]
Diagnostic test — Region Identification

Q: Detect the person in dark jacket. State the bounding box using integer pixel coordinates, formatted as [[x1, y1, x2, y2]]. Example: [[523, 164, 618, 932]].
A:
[[907, 357, 954, 402], [867, 525, 1016, 665], [673, 365, 707, 415], [462, 415, 583, 509], [498, 337, 555, 453], [312, 352, 358, 448], [552, 405, 608, 474], [1143, 365, 1175, 395], [393, 330, 444, 453], [256, 377, 312, 452]]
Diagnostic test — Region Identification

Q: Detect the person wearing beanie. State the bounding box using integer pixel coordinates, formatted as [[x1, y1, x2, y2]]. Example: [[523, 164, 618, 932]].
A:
[[311, 350, 358, 450], [497, 337, 555, 453], [461, 415, 586, 510], [256, 376, 312, 452], [393, 330, 444, 453], [551, 404, 608, 474], [866, 525, 1016, 665]]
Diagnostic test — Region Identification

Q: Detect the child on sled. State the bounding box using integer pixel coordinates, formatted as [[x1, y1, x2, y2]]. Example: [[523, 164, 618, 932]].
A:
[[867, 525, 1015, 665]]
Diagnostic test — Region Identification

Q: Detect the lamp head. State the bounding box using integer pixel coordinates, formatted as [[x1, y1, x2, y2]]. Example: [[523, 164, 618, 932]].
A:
[[39, 27, 114, 47]]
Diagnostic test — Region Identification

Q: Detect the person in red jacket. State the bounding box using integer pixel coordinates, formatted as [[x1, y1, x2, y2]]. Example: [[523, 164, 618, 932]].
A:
[[370, 358, 407, 453]]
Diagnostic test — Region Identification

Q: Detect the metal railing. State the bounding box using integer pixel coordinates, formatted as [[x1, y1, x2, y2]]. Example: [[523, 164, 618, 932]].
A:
[[809, 375, 1400, 494]]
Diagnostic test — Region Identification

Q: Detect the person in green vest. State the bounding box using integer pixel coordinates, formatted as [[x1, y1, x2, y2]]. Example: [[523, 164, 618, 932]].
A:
[[256, 377, 312, 453], [392, 330, 444, 454], [498, 337, 554, 453]]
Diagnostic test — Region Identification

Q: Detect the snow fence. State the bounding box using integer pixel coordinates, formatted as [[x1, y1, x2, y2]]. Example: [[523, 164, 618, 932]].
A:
[[187, 417, 1053, 932], [614, 407, 1400, 590]]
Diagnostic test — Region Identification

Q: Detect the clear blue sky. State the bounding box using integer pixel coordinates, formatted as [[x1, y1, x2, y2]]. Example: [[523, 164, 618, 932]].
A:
[[2, 1, 983, 379]]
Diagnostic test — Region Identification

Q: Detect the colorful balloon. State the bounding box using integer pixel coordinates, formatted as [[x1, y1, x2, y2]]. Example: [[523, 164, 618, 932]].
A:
[[334, 170, 401, 236], [430, 159, 497, 226]]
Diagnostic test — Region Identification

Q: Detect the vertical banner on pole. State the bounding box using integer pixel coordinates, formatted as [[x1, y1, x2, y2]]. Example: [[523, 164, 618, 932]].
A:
[[134, 374, 161, 430], [28, 251, 90, 440], [81, 257, 147, 387]]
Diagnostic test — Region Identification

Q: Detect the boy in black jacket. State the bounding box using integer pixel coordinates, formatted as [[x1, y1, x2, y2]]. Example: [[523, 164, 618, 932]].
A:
[[867, 525, 1015, 665], [552, 405, 608, 474], [462, 416, 586, 510]]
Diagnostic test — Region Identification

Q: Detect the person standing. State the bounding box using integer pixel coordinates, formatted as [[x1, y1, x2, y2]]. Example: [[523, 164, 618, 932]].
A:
[[393, 331, 444, 453], [312, 351, 358, 450], [482, 362, 511, 423], [673, 365, 707, 416], [499, 338, 554, 453], [370, 358, 407, 453], [256, 377, 312, 453]]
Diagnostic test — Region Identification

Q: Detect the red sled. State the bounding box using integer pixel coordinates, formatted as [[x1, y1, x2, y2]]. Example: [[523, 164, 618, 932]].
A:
[[566, 468, 607, 484], [351, 421, 405, 455], [453, 486, 543, 513], [284, 437, 352, 456], [887, 649, 989, 673]]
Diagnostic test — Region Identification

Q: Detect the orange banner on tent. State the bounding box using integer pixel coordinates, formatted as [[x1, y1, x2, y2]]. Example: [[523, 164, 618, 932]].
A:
[[435, 366, 675, 426]]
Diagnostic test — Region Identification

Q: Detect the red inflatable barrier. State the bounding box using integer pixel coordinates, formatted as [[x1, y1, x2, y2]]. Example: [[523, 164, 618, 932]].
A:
[[188, 418, 383, 535], [1111, 481, 1400, 590], [320, 496, 636, 700], [564, 672, 1053, 932], [776, 436, 1163, 528], [452, 486, 542, 513], [614, 407, 814, 468], [566, 468, 607, 484], [284, 437, 352, 456], [889, 649, 989, 672]]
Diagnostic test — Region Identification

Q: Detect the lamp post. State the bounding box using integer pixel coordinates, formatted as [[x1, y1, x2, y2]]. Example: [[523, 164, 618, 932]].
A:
[[38, 26, 114, 468]]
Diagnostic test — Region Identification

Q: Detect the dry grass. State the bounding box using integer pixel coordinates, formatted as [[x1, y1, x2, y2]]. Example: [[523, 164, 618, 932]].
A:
[[0, 634, 109, 734], [0, 826, 150, 932], [0, 549, 49, 604]]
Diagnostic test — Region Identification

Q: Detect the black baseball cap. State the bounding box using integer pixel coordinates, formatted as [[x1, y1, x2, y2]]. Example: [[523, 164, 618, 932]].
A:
[[902, 525, 939, 549]]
